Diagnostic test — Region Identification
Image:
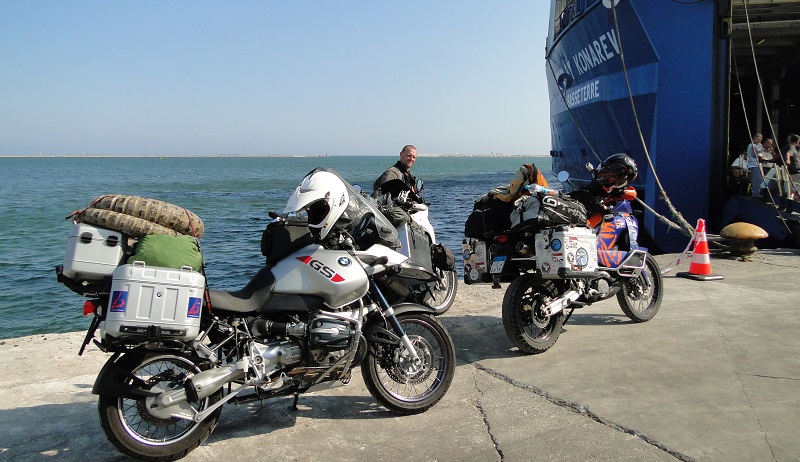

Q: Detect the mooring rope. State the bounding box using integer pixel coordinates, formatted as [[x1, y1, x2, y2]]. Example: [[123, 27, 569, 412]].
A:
[[609, 1, 696, 239], [546, 2, 699, 242]]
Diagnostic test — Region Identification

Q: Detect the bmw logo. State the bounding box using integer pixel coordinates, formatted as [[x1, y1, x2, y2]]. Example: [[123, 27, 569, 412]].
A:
[[551, 239, 562, 251], [337, 257, 352, 267]]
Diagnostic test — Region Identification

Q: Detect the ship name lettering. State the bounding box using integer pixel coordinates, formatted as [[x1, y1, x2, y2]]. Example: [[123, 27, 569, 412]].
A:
[[566, 79, 600, 107], [571, 29, 619, 76]]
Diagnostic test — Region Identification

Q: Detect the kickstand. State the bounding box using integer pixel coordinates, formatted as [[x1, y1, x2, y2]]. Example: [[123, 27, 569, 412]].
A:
[[562, 308, 574, 326], [291, 393, 300, 411]]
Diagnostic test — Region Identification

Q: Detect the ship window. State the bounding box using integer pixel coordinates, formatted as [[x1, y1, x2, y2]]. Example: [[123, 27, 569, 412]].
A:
[[554, 0, 575, 36], [553, 0, 592, 37]]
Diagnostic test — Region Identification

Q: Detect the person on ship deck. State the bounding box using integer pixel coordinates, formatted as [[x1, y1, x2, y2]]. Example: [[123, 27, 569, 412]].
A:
[[746, 133, 766, 198]]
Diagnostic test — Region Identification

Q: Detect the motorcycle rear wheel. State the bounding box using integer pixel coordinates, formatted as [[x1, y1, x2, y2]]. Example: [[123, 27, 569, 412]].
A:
[[617, 253, 663, 322], [98, 354, 222, 462], [424, 268, 458, 315], [362, 313, 455, 414], [502, 274, 564, 354]]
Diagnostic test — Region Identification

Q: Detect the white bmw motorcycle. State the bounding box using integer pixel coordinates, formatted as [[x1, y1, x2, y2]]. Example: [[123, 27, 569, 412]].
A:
[[367, 175, 459, 315], [56, 168, 456, 461]]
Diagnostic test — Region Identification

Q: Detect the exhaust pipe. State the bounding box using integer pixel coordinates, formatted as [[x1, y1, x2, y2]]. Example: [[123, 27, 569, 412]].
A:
[[543, 290, 581, 316], [149, 364, 245, 419]]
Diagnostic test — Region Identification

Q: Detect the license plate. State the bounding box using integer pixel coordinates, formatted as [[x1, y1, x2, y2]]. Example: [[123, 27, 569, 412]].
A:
[[490, 256, 506, 274]]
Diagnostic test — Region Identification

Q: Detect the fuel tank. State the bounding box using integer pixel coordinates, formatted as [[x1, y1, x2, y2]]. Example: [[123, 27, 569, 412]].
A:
[[271, 244, 369, 308]]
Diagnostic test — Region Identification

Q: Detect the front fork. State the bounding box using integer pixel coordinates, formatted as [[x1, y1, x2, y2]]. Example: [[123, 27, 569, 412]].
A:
[[369, 279, 420, 362]]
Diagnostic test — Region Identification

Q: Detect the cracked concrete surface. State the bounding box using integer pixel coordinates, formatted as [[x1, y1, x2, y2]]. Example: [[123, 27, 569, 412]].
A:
[[471, 367, 505, 460]]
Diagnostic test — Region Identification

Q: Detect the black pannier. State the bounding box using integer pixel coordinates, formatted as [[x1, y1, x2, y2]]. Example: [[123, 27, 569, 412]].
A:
[[464, 199, 515, 238], [431, 243, 456, 271], [535, 193, 587, 228], [261, 218, 314, 264]]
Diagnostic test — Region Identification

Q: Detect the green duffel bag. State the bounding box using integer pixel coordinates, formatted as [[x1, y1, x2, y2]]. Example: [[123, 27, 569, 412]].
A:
[[127, 234, 203, 272]]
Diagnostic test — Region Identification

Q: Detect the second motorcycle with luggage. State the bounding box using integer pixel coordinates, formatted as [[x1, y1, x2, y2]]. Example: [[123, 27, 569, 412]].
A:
[[463, 154, 663, 354]]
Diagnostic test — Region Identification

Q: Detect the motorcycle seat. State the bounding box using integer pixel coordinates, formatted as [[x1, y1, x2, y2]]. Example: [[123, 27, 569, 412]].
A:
[[207, 267, 276, 313], [207, 267, 324, 315]]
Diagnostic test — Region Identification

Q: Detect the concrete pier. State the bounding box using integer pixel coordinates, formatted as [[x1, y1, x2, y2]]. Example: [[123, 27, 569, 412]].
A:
[[1, 250, 798, 461]]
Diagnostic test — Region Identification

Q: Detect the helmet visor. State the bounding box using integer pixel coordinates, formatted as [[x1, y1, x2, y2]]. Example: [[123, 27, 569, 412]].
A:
[[306, 199, 330, 227], [597, 164, 630, 187]]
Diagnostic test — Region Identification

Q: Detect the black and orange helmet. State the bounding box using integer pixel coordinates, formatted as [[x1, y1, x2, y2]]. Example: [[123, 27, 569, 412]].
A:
[[595, 154, 638, 188]]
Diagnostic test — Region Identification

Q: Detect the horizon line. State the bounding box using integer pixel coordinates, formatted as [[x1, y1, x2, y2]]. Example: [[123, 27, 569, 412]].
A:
[[0, 153, 550, 159]]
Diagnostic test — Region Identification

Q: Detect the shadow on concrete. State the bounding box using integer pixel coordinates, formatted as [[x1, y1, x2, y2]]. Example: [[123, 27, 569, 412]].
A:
[[561, 311, 636, 326], [441, 312, 639, 365], [0, 391, 398, 461], [208, 393, 396, 442]]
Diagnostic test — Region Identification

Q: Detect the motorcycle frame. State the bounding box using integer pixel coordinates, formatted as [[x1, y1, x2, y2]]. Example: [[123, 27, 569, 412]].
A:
[[88, 257, 438, 423], [480, 197, 655, 312]]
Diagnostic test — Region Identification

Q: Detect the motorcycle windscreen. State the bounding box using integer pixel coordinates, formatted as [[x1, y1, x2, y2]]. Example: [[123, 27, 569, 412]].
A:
[[320, 168, 401, 249], [394, 259, 440, 282]]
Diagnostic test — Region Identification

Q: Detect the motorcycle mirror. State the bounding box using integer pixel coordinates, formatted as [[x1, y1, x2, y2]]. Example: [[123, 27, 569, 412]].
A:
[[585, 162, 594, 172], [352, 184, 363, 194], [415, 178, 424, 194], [557, 171, 570, 183]]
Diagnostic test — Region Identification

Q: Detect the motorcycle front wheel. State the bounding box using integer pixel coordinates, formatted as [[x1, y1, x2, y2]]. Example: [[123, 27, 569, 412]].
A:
[[617, 253, 663, 322], [98, 354, 222, 462], [424, 268, 458, 315], [502, 274, 564, 354], [362, 313, 455, 415]]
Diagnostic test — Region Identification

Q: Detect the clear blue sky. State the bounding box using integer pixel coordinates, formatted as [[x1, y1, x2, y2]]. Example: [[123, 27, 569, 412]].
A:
[[1, 1, 552, 156]]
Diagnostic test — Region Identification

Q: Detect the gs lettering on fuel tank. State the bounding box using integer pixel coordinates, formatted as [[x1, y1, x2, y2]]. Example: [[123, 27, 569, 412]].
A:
[[295, 256, 346, 282], [271, 244, 369, 308]]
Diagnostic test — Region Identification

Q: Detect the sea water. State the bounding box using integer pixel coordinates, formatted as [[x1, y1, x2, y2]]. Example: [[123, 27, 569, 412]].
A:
[[0, 155, 553, 339]]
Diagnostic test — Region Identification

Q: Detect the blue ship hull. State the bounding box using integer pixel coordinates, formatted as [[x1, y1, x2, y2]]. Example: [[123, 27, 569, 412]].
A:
[[545, 0, 800, 252]]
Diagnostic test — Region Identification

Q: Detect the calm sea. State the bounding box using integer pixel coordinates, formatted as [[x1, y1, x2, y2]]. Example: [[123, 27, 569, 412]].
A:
[[0, 155, 553, 340]]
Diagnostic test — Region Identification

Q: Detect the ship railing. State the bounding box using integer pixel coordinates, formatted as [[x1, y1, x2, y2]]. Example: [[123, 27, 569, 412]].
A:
[[553, 0, 593, 37]]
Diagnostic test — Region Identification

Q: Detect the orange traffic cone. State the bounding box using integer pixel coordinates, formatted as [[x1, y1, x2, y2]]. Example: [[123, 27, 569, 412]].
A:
[[677, 219, 724, 281]]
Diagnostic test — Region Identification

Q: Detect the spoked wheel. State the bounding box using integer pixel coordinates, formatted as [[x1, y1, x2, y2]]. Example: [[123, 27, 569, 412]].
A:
[[617, 253, 663, 322], [502, 274, 564, 354], [423, 268, 458, 315], [98, 354, 222, 461], [362, 313, 455, 414]]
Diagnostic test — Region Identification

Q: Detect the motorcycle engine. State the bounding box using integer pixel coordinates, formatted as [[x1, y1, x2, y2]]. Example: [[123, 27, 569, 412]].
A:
[[249, 340, 304, 379], [588, 278, 611, 301], [309, 317, 356, 365], [309, 318, 354, 350]]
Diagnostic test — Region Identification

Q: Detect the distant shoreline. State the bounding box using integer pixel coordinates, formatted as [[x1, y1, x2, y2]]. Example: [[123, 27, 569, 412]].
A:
[[0, 153, 548, 159]]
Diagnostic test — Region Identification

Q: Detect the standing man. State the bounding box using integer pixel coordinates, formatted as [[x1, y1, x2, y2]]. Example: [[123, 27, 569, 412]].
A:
[[746, 133, 765, 198], [760, 138, 777, 199], [373, 145, 419, 198]]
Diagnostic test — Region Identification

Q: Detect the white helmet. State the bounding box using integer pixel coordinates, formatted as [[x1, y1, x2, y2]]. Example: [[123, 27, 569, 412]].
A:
[[284, 169, 349, 239]]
